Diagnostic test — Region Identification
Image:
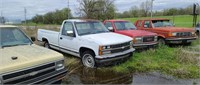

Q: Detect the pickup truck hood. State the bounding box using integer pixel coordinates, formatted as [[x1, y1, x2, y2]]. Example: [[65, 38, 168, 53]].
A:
[[81, 32, 132, 45], [116, 30, 157, 37], [0, 44, 64, 74], [154, 27, 194, 32]]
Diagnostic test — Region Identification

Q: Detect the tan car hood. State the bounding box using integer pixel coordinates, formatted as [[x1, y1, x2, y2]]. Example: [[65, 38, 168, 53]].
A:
[[0, 44, 64, 74]]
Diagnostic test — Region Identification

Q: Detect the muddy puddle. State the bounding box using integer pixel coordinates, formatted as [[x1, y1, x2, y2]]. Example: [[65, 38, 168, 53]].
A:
[[62, 57, 200, 84]]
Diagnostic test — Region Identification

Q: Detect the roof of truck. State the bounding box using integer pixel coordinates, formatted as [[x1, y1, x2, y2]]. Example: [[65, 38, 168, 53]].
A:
[[105, 19, 128, 22], [65, 19, 99, 22], [0, 25, 17, 28], [137, 18, 170, 21]]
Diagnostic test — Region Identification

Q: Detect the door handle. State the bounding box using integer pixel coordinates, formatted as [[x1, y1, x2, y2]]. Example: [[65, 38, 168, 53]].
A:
[[60, 37, 63, 40]]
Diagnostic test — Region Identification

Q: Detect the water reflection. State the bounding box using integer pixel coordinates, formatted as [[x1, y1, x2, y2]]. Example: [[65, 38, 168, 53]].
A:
[[63, 66, 133, 84], [62, 56, 199, 84]]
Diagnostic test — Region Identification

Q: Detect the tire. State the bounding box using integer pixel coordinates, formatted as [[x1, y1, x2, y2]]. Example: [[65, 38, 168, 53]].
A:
[[81, 51, 96, 68], [44, 41, 50, 49], [196, 31, 199, 37], [158, 38, 165, 46]]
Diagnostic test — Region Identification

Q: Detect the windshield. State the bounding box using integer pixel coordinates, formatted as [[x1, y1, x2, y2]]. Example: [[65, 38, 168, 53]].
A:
[[0, 27, 32, 48], [152, 20, 173, 27], [75, 21, 109, 36], [114, 21, 136, 30]]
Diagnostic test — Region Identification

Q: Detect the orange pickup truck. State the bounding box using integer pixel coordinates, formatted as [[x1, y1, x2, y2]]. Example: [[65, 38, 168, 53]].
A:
[[135, 18, 197, 45]]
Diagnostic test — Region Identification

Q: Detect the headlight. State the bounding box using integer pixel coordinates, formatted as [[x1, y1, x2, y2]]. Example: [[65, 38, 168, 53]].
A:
[[102, 51, 111, 54], [172, 32, 177, 36], [133, 37, 143, 44], [154, 36, 158, 41], [55, 60, 65, 71], [191, 32, 195, 35], [99, 46, 111, 55], [130, 41, 133, 48]]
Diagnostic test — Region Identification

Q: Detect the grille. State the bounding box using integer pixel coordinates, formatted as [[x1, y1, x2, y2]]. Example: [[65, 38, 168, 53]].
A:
[[3, 63, 55, 84], [176, 32, 192, 37], [111, 46, 130, 53], [143, 36, 155, 42], [110, 41, 130, 53], [110, 42, 130, 48]]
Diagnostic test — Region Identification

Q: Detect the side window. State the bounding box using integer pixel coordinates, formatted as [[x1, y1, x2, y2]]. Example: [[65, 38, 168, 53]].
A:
[[62, 22, 75, 37], [105, 22, 112, 28], [137, 21, 142, 27], [144, 21, 151, 28]]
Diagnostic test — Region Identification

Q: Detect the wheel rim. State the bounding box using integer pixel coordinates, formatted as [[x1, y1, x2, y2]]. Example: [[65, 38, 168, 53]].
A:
[[44, 42, 50, 48], [158, 39, 165, 46], [82, 54, 95, 68]]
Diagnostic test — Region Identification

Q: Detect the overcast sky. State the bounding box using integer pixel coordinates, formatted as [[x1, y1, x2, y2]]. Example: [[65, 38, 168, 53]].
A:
[[0, 0, 199, 21]]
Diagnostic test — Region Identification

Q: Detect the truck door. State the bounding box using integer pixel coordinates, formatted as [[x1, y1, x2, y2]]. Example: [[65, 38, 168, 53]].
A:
[[143, 20, 153, 32], [59, 21, 79, 54]]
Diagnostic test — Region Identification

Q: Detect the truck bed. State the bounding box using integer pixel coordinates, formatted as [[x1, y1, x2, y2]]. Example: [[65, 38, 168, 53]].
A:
[[37, 29, 59, 47]]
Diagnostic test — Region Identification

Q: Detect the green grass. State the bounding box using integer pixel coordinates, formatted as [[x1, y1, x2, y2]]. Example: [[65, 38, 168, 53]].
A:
[[112, 39, 200, 79], [119, 15, 197, 28]]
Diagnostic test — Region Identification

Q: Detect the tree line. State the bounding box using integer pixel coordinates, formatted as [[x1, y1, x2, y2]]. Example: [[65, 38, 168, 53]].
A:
[[32, 8, 72, 24], [116, 1, 199, 18], [31, 0, 199, 24]]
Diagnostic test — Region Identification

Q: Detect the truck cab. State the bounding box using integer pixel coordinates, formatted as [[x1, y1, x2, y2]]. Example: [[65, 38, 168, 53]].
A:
[[38, 19, 135, 68], [135, 18, 197, 45], [0, 25, 67, 84], [103, 20, 158, 49]]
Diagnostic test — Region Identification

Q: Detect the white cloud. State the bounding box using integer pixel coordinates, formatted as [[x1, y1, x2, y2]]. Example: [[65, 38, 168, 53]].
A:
[[0, 0, 199, 21]]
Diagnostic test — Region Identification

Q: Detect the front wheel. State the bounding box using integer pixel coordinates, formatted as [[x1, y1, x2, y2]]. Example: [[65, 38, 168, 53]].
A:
[[81, 51, 96, 68], [158, 38, 166, 46]]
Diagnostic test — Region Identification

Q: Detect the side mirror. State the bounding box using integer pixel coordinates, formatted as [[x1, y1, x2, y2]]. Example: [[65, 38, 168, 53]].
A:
[[66, 31, 75, 37], [108, 27, 114, 31], [31, 37, 36, 42]]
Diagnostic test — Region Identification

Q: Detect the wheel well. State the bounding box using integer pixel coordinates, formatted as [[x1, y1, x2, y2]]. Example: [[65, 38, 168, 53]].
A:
[[42, 38, 48, 42], [79, 47, 95, 57], [158, 36, 165, 40]]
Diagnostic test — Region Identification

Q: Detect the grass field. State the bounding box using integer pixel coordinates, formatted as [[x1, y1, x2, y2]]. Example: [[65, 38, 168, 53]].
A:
[[112, 15, 200, 78], [119, 15, 199, 28], [112, 39, 200, 79]]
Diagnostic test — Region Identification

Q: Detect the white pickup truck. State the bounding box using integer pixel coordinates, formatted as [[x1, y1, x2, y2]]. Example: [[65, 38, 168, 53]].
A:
[[38, 19, 135, 68]]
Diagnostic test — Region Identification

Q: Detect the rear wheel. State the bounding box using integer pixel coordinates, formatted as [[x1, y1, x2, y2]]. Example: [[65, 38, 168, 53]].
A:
[[44, 41, 50, 49], [81, 51, 96, 68], [158, 38, 165, 46]]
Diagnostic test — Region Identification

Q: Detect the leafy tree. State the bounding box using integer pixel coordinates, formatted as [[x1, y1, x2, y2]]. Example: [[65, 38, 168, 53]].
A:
[[31, 8, 72, 24], [78, 0, 116, 21]]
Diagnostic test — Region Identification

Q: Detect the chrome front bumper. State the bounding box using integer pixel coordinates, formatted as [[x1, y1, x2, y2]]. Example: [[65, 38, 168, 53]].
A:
[[165, 37, 197, 44], [95, 48, 135, 64]]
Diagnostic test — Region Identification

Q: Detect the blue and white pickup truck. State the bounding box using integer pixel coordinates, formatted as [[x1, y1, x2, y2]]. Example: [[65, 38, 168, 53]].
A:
[[37, 19, 135, 68]]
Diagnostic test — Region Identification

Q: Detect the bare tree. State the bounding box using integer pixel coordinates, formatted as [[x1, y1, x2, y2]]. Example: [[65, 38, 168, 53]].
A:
[[77, 0, 116, 20], [140, 0, 151, 17]]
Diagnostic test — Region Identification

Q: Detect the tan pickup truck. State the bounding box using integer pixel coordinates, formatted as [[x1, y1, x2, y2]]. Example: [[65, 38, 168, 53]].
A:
[[0, 25, 67, 84]]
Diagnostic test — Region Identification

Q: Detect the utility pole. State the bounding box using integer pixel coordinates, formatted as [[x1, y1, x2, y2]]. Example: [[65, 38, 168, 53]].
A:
[[68, 0, 70, 19], [151, 0, 154, 18], [0, 0, 4, 24], [24, 7, 27, 25]]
